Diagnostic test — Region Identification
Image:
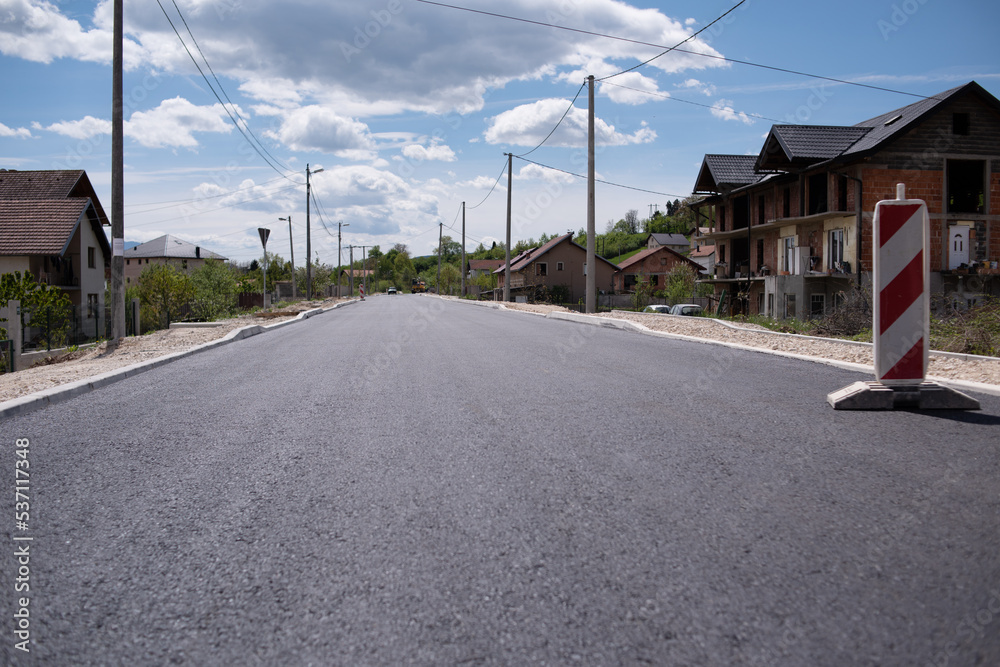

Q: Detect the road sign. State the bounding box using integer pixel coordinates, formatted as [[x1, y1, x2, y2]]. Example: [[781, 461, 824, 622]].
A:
[[258, 227, 270, 249], [873, 184, 929, 385]]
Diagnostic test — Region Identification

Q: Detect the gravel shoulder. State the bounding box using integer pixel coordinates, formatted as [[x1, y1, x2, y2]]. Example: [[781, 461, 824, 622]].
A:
[[0, 298, 345, 403], [3, 296, 998, 403]]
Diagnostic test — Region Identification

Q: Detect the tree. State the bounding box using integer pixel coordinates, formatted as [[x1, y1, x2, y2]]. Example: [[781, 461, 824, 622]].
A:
[[394, 252, 415, 288], [439, 263, 461, 294], [190, 259, 238, 321], [437, 235, 462, 263], [624, 209, 640, 234], [0, 271, 72, 347], [664, 263, 697, 305], [138, 264, 195, 329]]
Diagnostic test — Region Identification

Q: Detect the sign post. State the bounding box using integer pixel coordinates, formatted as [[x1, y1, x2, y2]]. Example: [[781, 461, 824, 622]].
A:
[[258, 227, 270, 308], [827, 184, 979, 410]]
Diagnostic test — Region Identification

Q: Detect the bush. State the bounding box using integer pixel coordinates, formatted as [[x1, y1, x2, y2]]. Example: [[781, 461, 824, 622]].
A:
[[138, 264, 194, 330], [190, 260, 238, 321]]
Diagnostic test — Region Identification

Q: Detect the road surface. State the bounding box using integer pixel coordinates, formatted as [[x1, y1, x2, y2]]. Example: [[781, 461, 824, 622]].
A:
[[2, 295, 998, 665]]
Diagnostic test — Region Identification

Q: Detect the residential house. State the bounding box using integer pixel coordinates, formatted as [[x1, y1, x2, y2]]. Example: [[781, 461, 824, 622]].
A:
[[0, 169, 111, 338], [692, 81, 1000, 319], [646, 232, 690, 253], [124, 234, 227, 284], [494, 233, 617, 302], [466, 258, 503, 297], [614, 245, 704, 293]]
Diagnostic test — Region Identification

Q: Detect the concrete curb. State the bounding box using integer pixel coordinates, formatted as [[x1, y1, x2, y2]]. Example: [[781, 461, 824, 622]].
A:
[[0, 300, 359, 420], [545, 310, 1000, 399]]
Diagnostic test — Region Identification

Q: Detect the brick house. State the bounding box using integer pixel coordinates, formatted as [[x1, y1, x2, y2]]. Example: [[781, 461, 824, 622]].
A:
[[613, 245, 703, 293], [0, 169, 111, 338], [691, 81, 1000, 319], [124, 234, 227, 285], [494, 232, 617, 302], [645, 233, 689, 253]]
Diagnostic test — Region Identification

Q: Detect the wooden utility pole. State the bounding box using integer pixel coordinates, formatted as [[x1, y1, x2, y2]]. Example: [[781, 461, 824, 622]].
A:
[[348, 245, 354, 295], [110, 0, 125, 340], [586, 75, 596, 314], [280, 215, 295, 298], [504, 153, 512, 303], [461, 201, 466, 298]]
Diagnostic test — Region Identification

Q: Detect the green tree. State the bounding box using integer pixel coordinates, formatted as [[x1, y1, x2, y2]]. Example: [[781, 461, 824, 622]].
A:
[[664, 263, 697, 305], [190, 260, 239, 321], [437, 236, 462, 263], [0, 271, 72, 346], [439, 263, 461, 295], [138, 264, 195, 329]]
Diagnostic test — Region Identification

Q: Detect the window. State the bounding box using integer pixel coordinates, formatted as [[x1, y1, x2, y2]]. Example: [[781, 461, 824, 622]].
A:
[[783, 237, 795, 273], [808, 173, 827, 215], [557, 262, 564, 271], [660, 258, 667, 266], [126, 259, 130, 266], [758, 195, 766, 226], [810, 294, 826, 318], [947, 159, 985, 214], [182, 259, 188, 270], [87, 246, 95, 269], [782, 188, 791, 218], [828, 229, 845, 272], [535, 262, 547, 276], [87, 294, 99, 318], [953, 112, 970, 136]]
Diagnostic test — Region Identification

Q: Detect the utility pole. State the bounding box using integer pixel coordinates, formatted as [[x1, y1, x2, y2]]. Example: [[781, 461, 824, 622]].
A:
[[504, 152, 512, 303], [279, 215, 295, 298], [110, 0, 125, 340], [348, 245, 354, 296], [437, 221, 443, 294], [337, 220, 349, 297], [461, 201, 466, 298], [305, 164, 324, 300], [586, 75, 596, 314], [357, 245, 370, 297]]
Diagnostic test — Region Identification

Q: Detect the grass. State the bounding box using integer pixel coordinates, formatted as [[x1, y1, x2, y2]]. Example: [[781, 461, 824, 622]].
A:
[[606, 249, 643, 265]]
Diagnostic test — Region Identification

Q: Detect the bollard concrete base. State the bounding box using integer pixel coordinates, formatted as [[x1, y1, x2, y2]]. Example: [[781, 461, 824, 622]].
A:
[[827, 380, 981, 410]]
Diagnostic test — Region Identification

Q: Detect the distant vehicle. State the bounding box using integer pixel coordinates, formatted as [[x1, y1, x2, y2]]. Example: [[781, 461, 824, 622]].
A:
[[411, 279, 427, 293], [642, 305, 672, 314], [670, 304, 704, 316], [387, 286, 397, 295]]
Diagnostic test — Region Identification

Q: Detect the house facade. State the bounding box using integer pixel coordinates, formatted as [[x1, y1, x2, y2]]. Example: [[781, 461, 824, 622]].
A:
[[646, 233, 689, 253], [613, 245, 703, 293], [495, 233, 617, 303], [466, 258, 503, 297], [0, 169, 111, 338], [124, 234, 226, 284], [692, 81, 1000, 319]]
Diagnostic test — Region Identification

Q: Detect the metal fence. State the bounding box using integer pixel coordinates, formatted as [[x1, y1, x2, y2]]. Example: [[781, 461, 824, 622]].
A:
[[14, 304, 136, 353]]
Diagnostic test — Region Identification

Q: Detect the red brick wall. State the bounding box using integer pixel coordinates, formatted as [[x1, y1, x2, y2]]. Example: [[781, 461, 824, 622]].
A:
[[861, 168, 943, 213], [991, 172, 1000, 215]]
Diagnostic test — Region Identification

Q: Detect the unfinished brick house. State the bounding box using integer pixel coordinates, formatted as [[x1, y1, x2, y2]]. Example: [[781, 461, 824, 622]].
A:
[[691, 81, 1000, 319], [613, 245, 703, 293]]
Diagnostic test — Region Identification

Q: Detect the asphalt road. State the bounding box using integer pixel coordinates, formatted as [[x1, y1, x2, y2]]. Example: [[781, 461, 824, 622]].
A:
[[2, 295, 999, 666]]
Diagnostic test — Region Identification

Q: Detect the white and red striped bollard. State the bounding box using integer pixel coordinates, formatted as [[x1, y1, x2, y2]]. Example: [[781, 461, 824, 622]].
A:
[[872, 183, 930, 385]]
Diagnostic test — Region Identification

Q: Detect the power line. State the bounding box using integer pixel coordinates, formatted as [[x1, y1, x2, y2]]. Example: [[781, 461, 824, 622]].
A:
[[153, 0, 298, 180], [513, 155, 687, 198], [125, 184, 301, 228], [412, 0, 934, 100], [596, 0, 746, 82], [467, 159, 509, 209], [599, 80, 789, 124], [516, 81, 587, 157], [125, 177, 298, 214]]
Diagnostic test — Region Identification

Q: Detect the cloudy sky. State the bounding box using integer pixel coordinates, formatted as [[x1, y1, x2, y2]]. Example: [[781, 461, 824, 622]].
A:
[[1, 0, 998, 263]]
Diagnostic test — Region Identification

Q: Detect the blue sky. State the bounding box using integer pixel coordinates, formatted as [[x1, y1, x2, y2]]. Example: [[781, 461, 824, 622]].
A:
[[1, 0, 998, 264]]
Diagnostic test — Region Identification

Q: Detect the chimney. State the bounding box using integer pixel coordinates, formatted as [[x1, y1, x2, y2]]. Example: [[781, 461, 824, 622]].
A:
[[195, 246, 201, 259]]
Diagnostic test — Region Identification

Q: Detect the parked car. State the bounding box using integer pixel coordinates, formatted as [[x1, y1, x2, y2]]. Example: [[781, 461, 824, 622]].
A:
[[387, 286, 397, 295], [642, 304, 672, 314], [670, 304, 704, 316]]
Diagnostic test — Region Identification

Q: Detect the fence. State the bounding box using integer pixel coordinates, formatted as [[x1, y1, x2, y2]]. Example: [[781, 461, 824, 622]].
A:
[[9, 303, 137, 353]]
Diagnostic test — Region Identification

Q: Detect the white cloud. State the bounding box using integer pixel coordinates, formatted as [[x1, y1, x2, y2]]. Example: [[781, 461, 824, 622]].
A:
[[0, 122, 31, 139], [679, 79, 716, 97], [400, 142, 456, 163], [710, 99, 754, 125], [40, 116, 111, 140], [457, 174, 507, 191], [514, 163, 575, 185], [126, 97, 236, 148], [485, 99, 657, 147], [266, 106, 375, 159]]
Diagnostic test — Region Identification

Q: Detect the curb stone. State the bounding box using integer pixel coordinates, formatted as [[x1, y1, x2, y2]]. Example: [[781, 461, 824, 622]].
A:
[[0, 300, 359, 420]]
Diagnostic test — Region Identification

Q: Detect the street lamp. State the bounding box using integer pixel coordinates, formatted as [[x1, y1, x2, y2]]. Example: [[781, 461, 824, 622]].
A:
[[305, 164, 324, 299], [338, 221, 349, 298], [279, 215, 295, 299]]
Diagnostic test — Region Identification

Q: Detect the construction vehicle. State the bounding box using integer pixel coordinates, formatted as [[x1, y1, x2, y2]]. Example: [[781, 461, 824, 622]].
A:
[[411, 279, 427, 293]]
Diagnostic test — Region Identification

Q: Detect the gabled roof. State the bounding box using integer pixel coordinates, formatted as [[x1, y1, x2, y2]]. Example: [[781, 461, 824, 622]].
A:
[[468, 259, 504, 271], [694, 154, 767, 193], [124, 234, 226, 260], [0, 198, 109, 257], [617, 245, 703, 273], [0, 169, 110, 226], [494, 233, 618, 273], [689, 245, 715, 258], [756, 126, 872, 171], [647, 232, 689, 246]]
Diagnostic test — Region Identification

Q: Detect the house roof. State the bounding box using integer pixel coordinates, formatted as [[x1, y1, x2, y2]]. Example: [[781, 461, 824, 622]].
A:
[[124, 234, 226, 260], [468, 259, 504, 271], [647, 232, 689, 246], [341, 269, 374, 277], [494, 233, 619, 273], [617, 245, 703, 272], [0, 169, 110, 226], [0, 198, 109, 257], [694, 154, 767, 192], [689, 245, 715, 258]]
